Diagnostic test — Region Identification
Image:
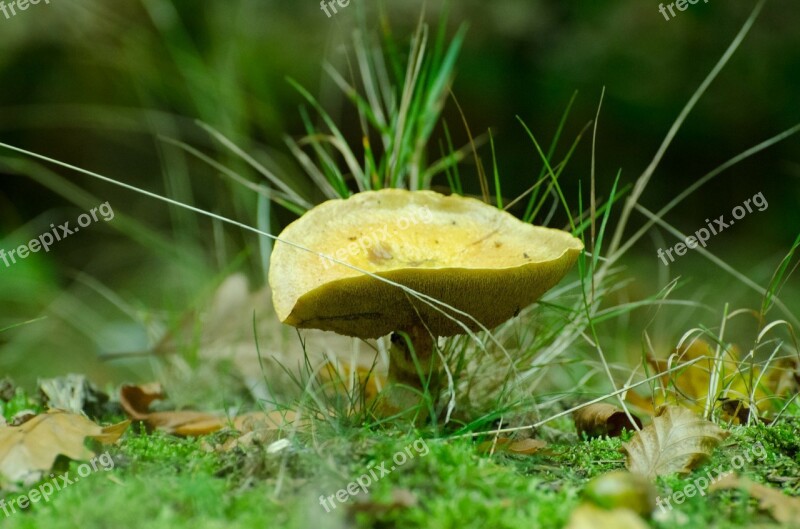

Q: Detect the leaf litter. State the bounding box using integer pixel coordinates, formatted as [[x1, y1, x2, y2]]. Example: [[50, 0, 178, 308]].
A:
[[0, 410, 128, 487]]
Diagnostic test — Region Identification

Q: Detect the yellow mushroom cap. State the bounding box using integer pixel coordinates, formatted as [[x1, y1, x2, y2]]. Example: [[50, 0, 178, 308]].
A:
[[269, 189, 583, 338]]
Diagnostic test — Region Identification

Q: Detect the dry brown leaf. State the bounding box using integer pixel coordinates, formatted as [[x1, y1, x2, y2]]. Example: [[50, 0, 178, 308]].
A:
[[120, 384, 296, 436], [565, 504, 649, 529], [717, 397, 754, 425], [0, 410, 129, 485], [622, 405, 728, 479], [710, 473, 800, 524], [507, 438, 548, 454], [476, 437, 547, 455], [574, 403, 642, 438]]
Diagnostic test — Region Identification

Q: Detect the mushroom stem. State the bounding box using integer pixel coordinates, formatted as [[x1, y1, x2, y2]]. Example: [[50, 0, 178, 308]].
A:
[[381, 326, 440, 417]]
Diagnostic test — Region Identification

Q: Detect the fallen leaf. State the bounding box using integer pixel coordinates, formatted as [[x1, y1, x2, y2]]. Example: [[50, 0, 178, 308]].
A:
[[710, 473, 800, 524], [0, 410, 128, 485], [565, 504, 649, 529], [574, 403, 642, 438], [507, 438, 548, 454], [120, 384, 296, 436], [717, 397, 753, 425], [622, 405, 728, 479], [624, 389, 656, 415], [634, 339, 798, 419], [476, 437, 547, 455]]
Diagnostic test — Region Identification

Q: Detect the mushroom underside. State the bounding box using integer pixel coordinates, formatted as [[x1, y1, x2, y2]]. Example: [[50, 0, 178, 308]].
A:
[[283, 262, 576, 338]]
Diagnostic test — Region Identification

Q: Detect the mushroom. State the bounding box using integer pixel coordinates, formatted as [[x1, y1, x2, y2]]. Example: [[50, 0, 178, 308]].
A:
[[268, 189, 583, 416]]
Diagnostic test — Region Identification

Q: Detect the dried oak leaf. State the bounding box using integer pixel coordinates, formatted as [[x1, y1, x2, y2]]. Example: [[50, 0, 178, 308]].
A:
[[0, 410, 128, 485], [120, 383, 296, 436], [573, 403, 642, 438], [622, 405, 728, 479], [710, 473, 800, 524]]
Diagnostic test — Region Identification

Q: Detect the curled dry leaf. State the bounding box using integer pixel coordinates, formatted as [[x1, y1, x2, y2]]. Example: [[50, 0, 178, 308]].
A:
[[573, 403, 642, 438], [0, 410, 129, 485], [717, 397, 754, 425], [120, 383, 296, 437], [710, 473, 800, 524], [622, 405, 728, 479]]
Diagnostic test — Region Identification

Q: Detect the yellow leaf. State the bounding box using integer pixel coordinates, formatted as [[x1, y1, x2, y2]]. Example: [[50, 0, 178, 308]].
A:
[[638, 338, 797, 419]]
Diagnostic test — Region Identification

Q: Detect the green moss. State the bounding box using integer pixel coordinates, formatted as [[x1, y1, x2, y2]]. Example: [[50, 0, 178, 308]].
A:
[[1, 421, 797, 528]]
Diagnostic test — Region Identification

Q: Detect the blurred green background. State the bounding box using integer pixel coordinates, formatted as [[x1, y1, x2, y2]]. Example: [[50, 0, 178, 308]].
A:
[[0, 0, 798, 386]]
